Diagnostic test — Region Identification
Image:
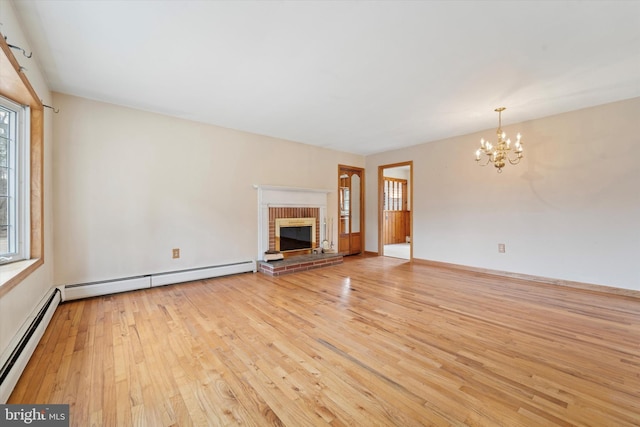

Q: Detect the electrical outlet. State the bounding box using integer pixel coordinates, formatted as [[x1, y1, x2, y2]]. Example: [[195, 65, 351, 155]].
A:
[[498, 243, 505, 253], [172, 248, 180, 259]]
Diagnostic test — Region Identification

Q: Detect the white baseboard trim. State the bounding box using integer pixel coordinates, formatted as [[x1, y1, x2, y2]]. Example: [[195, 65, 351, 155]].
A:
[[151, 261, 256, 287], [63, 260, 257, 301]]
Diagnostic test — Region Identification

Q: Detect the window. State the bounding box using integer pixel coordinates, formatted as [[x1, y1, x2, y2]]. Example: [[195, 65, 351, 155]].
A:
[[0, 96, 29, 264], [383, 178, 407, 211]]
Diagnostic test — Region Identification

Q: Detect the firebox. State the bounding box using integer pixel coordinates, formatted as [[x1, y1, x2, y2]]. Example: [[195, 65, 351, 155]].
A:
[[275, 217, 316, 252]]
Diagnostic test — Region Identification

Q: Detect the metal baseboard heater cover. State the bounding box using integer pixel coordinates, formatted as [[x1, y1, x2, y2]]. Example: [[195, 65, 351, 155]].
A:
[[0, 288, 61, 403], [64, 260, 256, 301]]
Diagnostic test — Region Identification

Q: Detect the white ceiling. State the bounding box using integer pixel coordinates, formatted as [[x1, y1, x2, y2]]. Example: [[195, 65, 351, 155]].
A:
[[10, 0, 640, 155]]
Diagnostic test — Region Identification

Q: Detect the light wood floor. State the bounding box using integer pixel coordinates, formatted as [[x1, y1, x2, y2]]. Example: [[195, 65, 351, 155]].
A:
[[9, 256, 640, 426]]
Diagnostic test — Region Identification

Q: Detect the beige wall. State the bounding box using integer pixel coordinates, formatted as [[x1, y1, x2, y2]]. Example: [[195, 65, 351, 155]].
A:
[[0, 1, 55, 360], [366, 97, 640, 291], [52, 93, 363, 285]]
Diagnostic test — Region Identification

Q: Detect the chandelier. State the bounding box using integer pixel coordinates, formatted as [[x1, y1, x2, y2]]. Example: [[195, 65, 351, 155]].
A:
[[475, 107, 523, 172]]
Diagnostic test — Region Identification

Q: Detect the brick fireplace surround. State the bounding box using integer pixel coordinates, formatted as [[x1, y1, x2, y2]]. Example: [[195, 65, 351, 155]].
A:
[[268, 207, 320, 253]]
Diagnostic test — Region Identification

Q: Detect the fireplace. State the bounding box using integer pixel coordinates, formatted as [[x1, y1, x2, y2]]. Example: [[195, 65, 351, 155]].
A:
[[269, 208, 319, 257], [255, 185, 331, 260], [275, 217, 316, 252]]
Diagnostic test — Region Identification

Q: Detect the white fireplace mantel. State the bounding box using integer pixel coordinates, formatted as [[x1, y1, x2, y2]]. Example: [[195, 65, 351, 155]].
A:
[[254, 185, 332, 260]]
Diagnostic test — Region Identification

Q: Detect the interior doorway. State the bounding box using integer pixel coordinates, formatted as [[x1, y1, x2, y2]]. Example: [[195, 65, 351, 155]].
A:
[[378, 162, 413, 260]]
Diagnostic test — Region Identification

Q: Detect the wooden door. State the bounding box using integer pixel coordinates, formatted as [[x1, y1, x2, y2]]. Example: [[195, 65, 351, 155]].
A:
[[338, 165, 364, 255], [382, 177, 409, 245]]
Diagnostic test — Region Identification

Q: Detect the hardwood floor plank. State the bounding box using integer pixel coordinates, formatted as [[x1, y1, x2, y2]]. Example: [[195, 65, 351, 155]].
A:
[[8, 257, 640, 426]]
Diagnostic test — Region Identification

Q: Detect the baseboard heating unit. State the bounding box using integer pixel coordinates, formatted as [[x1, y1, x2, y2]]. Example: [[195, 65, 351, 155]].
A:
[[0, 288, 61, 403], [63, 260, 256, 301]]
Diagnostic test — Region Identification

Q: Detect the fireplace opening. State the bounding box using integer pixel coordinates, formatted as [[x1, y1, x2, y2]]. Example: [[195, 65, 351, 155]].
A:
[[279, 226, 312, 251], [275, 217, 316, 253]]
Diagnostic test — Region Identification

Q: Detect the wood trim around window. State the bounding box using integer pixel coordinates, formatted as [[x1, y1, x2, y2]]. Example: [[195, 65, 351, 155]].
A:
[[0, 33, 45, 297]]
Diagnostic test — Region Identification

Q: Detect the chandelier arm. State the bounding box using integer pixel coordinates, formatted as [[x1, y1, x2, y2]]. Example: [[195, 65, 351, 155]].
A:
[[476, 156, 492, 167], [507, 155, 522, 165]]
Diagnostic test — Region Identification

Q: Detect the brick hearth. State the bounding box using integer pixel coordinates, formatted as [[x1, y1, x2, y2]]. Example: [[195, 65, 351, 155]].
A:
[[257, 253, 343, 277]]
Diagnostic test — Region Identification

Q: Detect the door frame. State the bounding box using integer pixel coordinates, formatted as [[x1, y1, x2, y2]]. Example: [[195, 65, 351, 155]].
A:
[[378, 161, 413, 260]]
